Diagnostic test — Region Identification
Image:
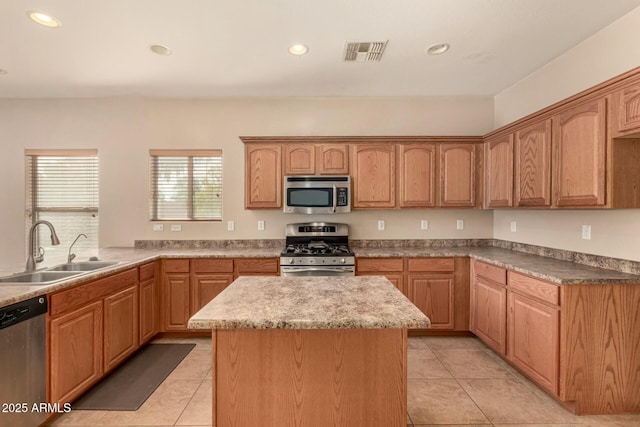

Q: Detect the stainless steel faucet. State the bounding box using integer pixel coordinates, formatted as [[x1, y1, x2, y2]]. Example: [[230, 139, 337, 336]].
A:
[[26, 220, 61, 272], [67, 233, 88, 263]]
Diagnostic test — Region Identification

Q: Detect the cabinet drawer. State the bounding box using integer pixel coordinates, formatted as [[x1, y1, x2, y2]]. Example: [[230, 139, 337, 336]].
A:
[[50, 269, 138, 317], [508, 271, 560, 306], [139, 262, 157, 281], [356, 258, 403, 272], [192, 258, 234, 273], [236, 258, 279, 274], [473, 261, 506, 285], [407, 258, 455, 272], [163, 259, 190, 273]]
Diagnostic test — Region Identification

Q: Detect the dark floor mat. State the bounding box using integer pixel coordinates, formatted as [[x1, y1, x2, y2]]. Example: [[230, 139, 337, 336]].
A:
[[73, 343, 196, 411]]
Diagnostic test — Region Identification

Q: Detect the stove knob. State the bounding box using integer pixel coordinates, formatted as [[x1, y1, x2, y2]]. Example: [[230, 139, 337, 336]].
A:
[[289, 259, 295, 264], [340, 258, 345, 264]]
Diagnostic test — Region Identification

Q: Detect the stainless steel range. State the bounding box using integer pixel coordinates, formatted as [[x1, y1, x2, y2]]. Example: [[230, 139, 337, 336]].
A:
[[280, 222, 355, 277]]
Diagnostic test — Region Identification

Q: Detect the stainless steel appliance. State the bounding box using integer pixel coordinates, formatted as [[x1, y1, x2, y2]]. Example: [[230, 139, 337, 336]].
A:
[[283, 176, 351, 214], [0, 296, 48, 427], [280, 222, 355, 276]]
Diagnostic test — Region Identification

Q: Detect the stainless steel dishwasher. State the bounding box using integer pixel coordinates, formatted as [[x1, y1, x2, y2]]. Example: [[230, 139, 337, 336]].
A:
[[0, 295, 47, 427]]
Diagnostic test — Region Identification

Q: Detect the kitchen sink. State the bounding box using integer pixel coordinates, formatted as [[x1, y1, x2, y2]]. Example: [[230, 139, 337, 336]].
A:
[[47, 261, 119, 272], [0, 271, 82, 285]]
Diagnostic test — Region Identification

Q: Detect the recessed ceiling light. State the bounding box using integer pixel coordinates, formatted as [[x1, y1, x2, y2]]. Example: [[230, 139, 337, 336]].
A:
[[150, 44, 172, 56], [426, 43, 450, 55], [288, 44, 308, 56], [27, 11, 61, 28], [0, 69, 7, 75]]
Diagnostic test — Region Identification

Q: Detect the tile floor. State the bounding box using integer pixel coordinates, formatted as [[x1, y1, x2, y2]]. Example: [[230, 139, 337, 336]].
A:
[[48, 336, 640, 427]]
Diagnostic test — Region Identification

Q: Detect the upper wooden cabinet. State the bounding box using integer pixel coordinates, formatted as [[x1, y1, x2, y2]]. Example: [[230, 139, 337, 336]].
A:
[[316, 144, 349, 174], [351, 144, 396, 209], [614, 79, 640, 135], [245, 144, 282, 209], [399, 144, 436, 208], [284, 144, 315, 175], [514, 119, 552, 207], [552, 98, 607, 207], [439, 144, 478, 207], [484, 135, 514, 208]]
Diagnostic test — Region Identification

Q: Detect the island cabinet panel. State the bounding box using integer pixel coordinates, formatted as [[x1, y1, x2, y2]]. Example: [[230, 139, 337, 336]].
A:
[[552, 98, 607, 207], [245, 144, 282, 209], [439, 144, 478, 207], [356, 258, 405, 295], [398, 144, 437, 207], [139, 262, 159, 345], [514, 118, 552, 207], [615, 79, 640, 134], [213, 328, 407, 427], [484, 135, 514, 208], [351, 144, 396, 208], [407, 275, 454, 330], [284, 144, 315, 175], [470, 261, 507, 355], [315, 144, 349, 174], [49, 300, 103, 405], [104, 285, 139, 373], [507, 286, 559, 395]]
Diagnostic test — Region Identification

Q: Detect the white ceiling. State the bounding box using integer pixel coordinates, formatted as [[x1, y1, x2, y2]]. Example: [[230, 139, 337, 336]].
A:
[[1, 0, 640, 98]]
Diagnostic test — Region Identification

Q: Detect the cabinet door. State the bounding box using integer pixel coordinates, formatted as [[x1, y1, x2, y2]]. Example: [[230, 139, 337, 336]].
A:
[[49, 300, 103, 405], [439, 144, 477, 207], [139, 276, 159, 345], [617, 80, 640, 133], [485, 135, 513, 208], [284, 144, 315, 175], [245, 144, 282, 208], [351, 144, 396, 208], [471, 277, 507, 355], [399, 144, 436, 207], [163, 273, 190, 331], [508, 291, 560, 395], [552, 98, 606, 207], [407, 274, 454, 329], [514, 119, 552, 207], [316, 144, 349, 174], [191, 273, 234, 314], [104, 285, 139, 372]]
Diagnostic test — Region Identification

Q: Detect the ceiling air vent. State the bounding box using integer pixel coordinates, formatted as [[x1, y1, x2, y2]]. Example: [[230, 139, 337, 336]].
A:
[[343, 41, 388, 62]]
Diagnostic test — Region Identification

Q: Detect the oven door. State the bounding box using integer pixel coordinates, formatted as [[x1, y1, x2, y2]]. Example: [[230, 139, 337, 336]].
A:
[[280, 266, 355, 277]]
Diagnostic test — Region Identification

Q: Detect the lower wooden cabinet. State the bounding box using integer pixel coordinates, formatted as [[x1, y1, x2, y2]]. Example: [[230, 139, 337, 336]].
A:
[[163, 272, 190, 331], [49, 300, 104, 405], [139, 263, 159, 345], [407, 274, 454, 329], [104, 285, 139, 372], [191, 274, 234, 313], [471, 276, 507, 355], [356, 258, 406, 295]]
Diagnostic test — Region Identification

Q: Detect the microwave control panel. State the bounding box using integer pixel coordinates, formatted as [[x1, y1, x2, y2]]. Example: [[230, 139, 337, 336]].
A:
[[337, 187, 349, 206]]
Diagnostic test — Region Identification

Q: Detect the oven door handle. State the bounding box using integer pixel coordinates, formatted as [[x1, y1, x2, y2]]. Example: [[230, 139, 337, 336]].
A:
[[281, 267, 354, 273], [332, 184, 337, 213]]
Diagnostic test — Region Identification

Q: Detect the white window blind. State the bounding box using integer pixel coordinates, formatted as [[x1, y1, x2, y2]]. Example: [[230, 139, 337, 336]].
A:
[[149, 150, 223, 221], [25, 150, 99, 262]]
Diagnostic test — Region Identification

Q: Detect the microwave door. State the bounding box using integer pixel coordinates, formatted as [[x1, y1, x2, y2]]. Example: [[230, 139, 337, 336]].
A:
[[332, 184, 337, 213]]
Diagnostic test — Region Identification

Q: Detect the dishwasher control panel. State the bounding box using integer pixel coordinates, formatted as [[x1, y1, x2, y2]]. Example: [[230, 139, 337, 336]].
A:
[[0, 296, 47, 329]]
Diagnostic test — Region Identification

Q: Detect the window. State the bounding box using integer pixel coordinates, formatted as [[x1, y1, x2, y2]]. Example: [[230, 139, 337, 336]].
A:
[[149, 150, 222, 220], [25, 150, 99, 261]]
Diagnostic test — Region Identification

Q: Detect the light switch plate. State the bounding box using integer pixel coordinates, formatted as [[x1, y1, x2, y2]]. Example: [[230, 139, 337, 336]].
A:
[[227, 221, 235, 231], [510, 221, 517, 232], [170, 224, 182, 232], [421, 220, 429, 230], [377, 220, 385, 231], [257, 220, 265, 231], [582, 225, 591, 240], [456, 219, 464, 230], [152, 224, 164, 232]]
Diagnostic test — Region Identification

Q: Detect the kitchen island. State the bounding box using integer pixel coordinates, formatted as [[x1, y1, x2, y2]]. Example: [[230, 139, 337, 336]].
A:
[[188, 275, 430, 427]]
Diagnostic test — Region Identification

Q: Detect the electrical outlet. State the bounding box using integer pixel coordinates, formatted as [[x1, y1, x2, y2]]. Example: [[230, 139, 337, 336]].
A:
[[510, 221, 517, 232], [377, 220, 385, 231], [257, 220, 265, 231], [227, 221, 235, 231], [170, 224, 181, 232], [582, 225, 591, 240], [152, 224, 164, 232], [456, 219, 464, 230], [420, 220, 429, 230]]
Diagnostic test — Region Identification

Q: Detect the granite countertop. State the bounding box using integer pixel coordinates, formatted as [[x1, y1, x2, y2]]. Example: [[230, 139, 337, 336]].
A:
[[354, 247, 640, 285], [188, 276, 431, 330]]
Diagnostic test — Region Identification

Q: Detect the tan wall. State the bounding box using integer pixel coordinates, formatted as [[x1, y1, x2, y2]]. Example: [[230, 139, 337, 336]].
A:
[[0, 96, 494, 268]]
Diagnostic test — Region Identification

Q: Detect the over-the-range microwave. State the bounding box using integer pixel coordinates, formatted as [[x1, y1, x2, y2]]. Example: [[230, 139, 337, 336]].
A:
[[283, 176, 351, 214]]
